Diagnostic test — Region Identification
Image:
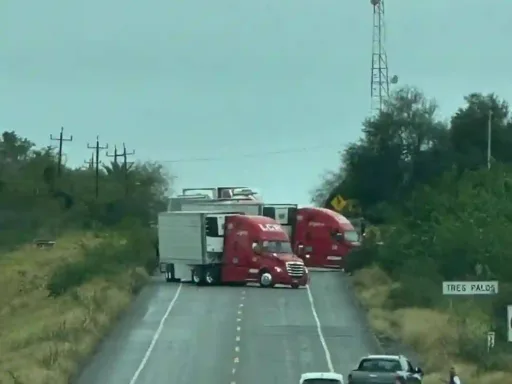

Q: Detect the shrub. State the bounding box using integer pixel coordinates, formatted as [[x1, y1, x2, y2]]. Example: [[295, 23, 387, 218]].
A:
[[46, 229, 155, 297]]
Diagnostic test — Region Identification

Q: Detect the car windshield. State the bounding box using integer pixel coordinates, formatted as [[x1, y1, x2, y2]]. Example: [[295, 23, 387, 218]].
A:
[[344, 230, 359, 243], [262, 240, 292, 254], [358, 358, 402, 372], [303, 380, 342, 384]]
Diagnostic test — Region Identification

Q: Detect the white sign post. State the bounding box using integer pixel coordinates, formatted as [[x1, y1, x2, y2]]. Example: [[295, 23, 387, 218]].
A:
[[507, 305, 512, 342], [442, 281, 499, 295], [487, 331, 495, 351]]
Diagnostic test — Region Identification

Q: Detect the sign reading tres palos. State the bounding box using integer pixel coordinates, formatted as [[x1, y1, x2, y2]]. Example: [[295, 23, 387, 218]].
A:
[[442, 281, 498, 295]]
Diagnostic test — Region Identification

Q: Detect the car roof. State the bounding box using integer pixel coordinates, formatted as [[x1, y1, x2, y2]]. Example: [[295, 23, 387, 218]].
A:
[[300, 372, 344, 381], [364, 355, 403, 360]]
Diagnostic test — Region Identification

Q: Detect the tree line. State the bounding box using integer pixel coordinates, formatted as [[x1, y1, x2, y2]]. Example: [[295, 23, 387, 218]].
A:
[[312, 86, 512, 364], [0, 130, 172, 249]]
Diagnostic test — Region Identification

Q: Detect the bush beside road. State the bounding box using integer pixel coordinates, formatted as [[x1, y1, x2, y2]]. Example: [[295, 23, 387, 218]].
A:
[[312, 88, 512, 384], [0, 131, 170, 383], [0, 231, 154, 384], [351, 266, 512, 384]]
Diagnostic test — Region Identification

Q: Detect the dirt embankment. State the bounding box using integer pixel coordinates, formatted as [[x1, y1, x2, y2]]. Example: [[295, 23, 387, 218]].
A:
[[0, 233, 149, 384], [351, 266, 512, 384]]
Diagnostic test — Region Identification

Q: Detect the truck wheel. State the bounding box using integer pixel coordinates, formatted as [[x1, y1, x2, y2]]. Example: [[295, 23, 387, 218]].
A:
[[192, 268, 204, 285], [291, 283, 300, 289], [205, 268, 218, 285], [259, 271, 274, 288]]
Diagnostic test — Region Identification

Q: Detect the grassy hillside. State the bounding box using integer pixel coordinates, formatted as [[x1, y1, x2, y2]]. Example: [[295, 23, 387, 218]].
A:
[[0, 231, 154, 384], [352, 266, 512, 384]]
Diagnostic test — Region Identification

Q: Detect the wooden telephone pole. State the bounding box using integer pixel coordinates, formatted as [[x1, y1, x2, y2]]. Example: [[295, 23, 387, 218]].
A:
[[106, 143, 135, 195], [50, 127, 73, 176], [87, 136, 108, 198]]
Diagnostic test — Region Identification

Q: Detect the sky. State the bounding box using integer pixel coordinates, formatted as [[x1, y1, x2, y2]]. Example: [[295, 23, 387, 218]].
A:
[[1, 0, 510, 205]]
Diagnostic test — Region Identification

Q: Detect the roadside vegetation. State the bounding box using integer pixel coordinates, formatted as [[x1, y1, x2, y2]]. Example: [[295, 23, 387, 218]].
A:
[[312, 88, 512, 384], [0, 132, 171, 383]]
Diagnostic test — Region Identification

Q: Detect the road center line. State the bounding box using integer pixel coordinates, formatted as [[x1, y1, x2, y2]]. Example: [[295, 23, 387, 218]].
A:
[[128, 283, 183, 384], [306, 285, 334, 372]]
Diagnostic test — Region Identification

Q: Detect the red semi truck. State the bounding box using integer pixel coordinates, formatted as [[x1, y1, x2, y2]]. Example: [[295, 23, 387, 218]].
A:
[[158, 210, 308, 288], [169, 186, 360, 269]]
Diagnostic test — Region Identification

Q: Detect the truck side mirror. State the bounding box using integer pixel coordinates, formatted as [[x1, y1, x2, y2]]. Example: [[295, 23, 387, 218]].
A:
[[252, 243, 262, 255]]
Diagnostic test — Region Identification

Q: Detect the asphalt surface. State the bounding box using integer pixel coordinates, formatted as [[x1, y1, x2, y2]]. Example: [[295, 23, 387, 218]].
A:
[[73, 271, 382, 384]]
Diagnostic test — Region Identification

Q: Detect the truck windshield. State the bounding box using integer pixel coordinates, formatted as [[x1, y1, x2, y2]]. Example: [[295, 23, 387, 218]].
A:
[[262, 240, 292, 254]]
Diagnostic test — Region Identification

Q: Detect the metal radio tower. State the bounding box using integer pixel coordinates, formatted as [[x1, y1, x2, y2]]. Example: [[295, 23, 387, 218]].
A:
[[370, 0, 396, 113]]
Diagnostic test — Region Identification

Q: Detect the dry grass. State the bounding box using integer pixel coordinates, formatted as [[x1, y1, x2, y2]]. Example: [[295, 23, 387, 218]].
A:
[[352, 266, 512, 384], [0, 233, 148, 384]]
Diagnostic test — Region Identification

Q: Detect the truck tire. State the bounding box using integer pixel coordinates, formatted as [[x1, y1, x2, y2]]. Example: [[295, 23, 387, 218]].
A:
[[192, 267, 204, 286], [165, 263, 178, 283], [259, 270, 274, 288], [205, 267, 219, 286], [291, 283, 300, 289]]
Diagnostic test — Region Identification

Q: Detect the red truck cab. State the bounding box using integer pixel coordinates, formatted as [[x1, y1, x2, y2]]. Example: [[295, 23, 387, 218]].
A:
[[221, 215, 308, 288], [294, 207, 360, 269]]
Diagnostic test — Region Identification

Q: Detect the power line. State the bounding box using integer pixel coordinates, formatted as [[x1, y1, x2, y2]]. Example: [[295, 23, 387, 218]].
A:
[[50, 127, 73, 176], [159, 144, 341, 164]]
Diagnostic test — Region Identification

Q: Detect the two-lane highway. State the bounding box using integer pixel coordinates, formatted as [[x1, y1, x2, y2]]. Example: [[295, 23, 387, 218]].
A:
[[74, 279, 241, 384], [234, 270, 381, 384], [74, 271, 381, 384]]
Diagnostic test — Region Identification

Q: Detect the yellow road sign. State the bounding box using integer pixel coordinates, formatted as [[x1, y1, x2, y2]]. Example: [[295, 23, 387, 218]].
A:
[[329, 195, 346, 212]]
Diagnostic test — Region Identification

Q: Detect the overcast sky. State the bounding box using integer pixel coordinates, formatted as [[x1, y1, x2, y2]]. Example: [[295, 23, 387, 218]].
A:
[[1, 0, 509, 204]]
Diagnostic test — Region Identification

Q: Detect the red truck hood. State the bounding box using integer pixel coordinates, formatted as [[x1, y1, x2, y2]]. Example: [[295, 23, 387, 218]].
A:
[[273, 253, 303, 263]]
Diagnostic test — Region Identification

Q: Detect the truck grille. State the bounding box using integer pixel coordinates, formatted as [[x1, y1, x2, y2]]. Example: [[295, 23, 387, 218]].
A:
[[286, 262, 305, 277]]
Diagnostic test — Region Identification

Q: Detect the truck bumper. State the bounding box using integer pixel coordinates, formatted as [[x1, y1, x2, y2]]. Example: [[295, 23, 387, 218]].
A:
[[273, 271, 309, 286]]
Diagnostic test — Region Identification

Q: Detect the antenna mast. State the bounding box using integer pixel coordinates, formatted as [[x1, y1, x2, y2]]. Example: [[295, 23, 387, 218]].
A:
[[370, 0, 396, 113]]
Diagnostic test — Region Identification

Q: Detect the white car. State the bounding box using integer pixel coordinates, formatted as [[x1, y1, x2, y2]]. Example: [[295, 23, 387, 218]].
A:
[[300, 372, 344, 384]]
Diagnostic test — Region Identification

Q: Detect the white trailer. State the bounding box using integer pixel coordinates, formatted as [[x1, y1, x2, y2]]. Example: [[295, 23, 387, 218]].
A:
[[158, 210, 241, 282], [168, 198, 297, 238]]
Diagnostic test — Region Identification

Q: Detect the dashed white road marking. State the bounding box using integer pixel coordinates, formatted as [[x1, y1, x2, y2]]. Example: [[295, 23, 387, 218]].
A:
[[231, 290, 245, 384], [306, 285, 334, 372], [128, 284, 183, 384]]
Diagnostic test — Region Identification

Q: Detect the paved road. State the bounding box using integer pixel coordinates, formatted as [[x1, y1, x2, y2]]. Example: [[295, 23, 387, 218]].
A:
[[74, 271, 381, 384], [236, 270, 381, 384], [74, 278, 242, 384]]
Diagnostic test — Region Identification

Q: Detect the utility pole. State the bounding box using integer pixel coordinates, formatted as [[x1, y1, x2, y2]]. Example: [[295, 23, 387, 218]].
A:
[[106, 145, 119, 165], [106, 143, 135, 195], [83, 153, 94, 170], [487, 110, 493, 170], [122, 143, 135, 195], [87, 136, 108, 198], [50, 127, 73, 176]]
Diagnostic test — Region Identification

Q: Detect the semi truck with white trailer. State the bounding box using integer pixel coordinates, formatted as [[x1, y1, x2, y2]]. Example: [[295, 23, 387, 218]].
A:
[[158, 210, 308, 288], [168, 186, 360, 269]]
